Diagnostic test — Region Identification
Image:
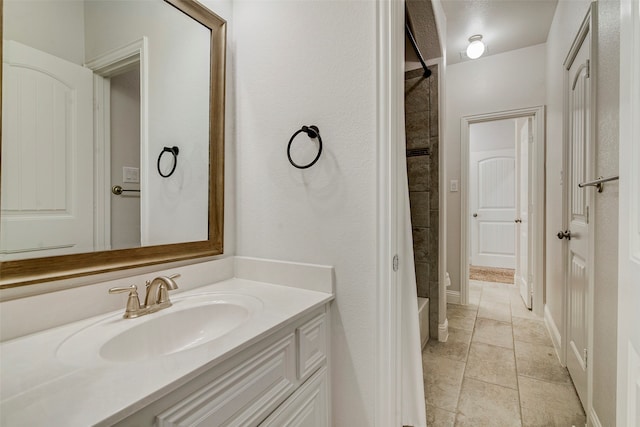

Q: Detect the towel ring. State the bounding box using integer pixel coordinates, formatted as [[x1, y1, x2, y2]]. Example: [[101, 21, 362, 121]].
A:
[[287, 125, 322, 169], [157, 146, 179, 178]]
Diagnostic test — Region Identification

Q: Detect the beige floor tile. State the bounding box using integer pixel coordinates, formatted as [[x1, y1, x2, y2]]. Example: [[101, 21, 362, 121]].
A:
[[424, 327, 472, 362], [481, 288, 512, 304], [422, 354, 466, 412], [510, 296, 540, 320], [518, 376, 585, 427], [455, 378, 521, 426], [465, 342, 518, 389], [478, 300, 512, 323], [512, 318, 553, 347], [468, 291, 481, 306], [426, 404, 456, 427], [469, 280, 482, 291], [514, 341, 572, 384], [447, 304, 477, 331], [472, 318, 514, 349]]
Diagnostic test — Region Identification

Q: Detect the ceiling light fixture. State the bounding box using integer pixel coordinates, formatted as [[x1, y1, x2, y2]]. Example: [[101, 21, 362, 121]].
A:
[[466, 34, 485, 59]]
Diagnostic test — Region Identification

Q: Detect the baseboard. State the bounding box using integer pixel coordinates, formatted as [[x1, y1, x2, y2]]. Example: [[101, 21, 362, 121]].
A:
[[544, 304, 564, 365], [446, 290, 460, 304], [438, 318, 449, 342], [588, 407, 603, 427]]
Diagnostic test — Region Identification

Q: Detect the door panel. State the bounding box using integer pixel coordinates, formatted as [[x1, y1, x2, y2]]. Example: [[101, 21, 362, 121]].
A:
[[516, 118, 532, 308], [470, 149, 516, 269], [1, 40, 94, 260], [565, 28, 591, 407]]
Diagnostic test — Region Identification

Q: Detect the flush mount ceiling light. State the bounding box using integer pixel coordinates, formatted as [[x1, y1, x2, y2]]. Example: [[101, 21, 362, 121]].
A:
[[466, 34, 486, 59]]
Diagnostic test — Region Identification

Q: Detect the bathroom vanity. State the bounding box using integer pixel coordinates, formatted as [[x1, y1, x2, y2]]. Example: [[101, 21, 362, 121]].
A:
[[0, 258, 334, 426]]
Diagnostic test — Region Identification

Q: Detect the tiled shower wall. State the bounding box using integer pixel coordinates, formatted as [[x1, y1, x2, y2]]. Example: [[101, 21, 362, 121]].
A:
[[405, 65, 439, 338]]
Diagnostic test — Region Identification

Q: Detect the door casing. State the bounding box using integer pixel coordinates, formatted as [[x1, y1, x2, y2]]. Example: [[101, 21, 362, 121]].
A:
[[460, 106, 545, 317]]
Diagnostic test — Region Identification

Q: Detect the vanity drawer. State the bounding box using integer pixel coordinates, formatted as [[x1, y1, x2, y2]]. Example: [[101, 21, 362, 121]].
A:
[[259, 366, 328, 427], [296, 313, 327, 380], [156, 334, 296, 427]]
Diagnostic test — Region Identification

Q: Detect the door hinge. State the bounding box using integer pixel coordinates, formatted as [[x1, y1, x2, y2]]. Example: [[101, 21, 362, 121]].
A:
[[393, 255, 399, 272], [584, 348, 588, 367], [586, 59, 590, 78], [586, 205, 589, 224], [528, 135, 534, 144]]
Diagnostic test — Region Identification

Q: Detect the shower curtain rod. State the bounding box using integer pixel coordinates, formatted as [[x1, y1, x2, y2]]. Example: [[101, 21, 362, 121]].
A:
[[405, 22, 431, 78]]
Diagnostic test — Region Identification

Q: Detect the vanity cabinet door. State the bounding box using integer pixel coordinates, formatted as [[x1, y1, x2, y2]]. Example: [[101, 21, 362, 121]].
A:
[[155, 334, 297, 427], [259, 367, 328, 427]]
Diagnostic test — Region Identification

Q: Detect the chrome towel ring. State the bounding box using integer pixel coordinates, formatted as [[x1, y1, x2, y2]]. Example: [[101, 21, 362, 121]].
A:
[[287, 125, 322, 169], [157, 146, 179, 178]]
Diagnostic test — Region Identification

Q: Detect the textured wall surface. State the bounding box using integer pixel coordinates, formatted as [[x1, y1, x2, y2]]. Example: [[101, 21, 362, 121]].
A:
[[232, 2, 378, 425], [592, 0, 620, 423], [405, 65, 440, 338]]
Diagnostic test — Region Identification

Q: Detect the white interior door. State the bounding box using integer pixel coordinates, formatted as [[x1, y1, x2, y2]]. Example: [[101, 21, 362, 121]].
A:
[[564, 26, 592, 408], [470, 149, 516, 269], [617, 0, 640, 424], [0, 40, 94, 260], [515, 118, 533, 308]]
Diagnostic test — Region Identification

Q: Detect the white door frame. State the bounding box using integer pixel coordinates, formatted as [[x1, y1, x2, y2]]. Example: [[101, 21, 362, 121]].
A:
[[460, 106, 545, 317], [85, 37, 148, 250], [374, 0, 403, 424], [618, 0, 640, 424]]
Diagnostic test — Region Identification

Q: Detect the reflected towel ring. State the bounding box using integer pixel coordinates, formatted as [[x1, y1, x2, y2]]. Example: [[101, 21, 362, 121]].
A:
[[157, 146, 179, 178], [287, 125, 322, 169]]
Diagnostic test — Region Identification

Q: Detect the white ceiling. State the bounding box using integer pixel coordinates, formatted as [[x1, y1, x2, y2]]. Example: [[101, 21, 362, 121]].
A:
[[440, 0, 558, 65]]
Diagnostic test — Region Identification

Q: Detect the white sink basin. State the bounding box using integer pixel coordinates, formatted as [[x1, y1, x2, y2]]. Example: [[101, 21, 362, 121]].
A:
[[57, 293, 263, 365]]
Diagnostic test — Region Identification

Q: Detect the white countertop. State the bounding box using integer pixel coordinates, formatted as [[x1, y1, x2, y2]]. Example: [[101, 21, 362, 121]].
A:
[[0, 278, 333, 426]]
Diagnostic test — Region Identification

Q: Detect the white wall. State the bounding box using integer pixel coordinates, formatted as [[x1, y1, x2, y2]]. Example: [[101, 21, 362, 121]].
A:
[[592, 0, 620, 423], [232, 1, 377, 424], [3, 0, 85, 65], [445, 44, 546, 293], [84, 1, 211, 246], [469, 119, 515, 152]]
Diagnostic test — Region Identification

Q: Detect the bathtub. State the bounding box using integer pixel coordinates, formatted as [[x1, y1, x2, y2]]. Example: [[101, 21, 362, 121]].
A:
[[417, 297, 429, 349]]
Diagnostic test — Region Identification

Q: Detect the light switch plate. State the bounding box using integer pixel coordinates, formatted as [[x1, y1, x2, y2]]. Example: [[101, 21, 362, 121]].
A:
[[450, 180, 459, 192], [123, 167, 140, 184]]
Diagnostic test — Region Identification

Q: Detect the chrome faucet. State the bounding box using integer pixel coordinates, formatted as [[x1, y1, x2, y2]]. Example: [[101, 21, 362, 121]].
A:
[[144, 274, 180, 311], [109, 274, 180, 319]]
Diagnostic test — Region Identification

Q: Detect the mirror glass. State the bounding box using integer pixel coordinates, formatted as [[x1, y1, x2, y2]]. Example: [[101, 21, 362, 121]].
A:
[[1, 0, 213, 262]]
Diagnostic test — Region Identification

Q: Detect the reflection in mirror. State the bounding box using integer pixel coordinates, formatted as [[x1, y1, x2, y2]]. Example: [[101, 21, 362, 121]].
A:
[[0, 0, 226, 286], [2, 0, 212, 261]]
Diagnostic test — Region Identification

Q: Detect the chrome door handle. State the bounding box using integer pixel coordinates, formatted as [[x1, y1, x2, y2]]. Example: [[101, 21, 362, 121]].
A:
[[515, 219, 522, 223], [557, 230, 571, 240]]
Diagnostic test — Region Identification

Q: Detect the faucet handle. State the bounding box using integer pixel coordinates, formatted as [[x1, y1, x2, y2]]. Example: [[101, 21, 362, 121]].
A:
[[109, 285, 142, 318], [109, 284, 137, 294]]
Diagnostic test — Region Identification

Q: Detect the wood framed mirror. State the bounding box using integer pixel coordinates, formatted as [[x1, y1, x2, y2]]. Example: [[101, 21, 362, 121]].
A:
[[0, 0, 226, 288]]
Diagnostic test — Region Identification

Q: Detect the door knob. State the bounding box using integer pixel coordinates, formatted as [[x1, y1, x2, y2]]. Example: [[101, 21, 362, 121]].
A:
[[473, 213, 478, 218], [556, 230, 571, 240], [515, 219, 522, 223]]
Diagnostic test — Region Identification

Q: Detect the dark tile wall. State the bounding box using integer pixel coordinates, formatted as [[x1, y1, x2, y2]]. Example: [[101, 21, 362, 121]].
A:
[[405, 65, 439, 338]]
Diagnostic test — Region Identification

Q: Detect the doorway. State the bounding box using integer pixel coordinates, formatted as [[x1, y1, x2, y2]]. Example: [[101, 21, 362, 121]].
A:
[[87, 37, 148, 251], [460, 107, 545, 316]]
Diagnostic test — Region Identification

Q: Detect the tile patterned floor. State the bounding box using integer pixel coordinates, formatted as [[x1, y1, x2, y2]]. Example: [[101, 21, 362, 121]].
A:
[[423, 280, 586, 427]]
